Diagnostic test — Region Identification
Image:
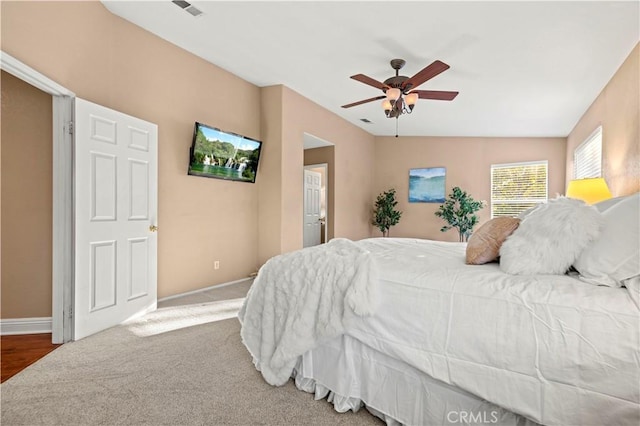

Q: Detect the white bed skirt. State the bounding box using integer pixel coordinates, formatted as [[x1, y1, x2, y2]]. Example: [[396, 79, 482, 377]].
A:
[[292, 335, 538, 426]]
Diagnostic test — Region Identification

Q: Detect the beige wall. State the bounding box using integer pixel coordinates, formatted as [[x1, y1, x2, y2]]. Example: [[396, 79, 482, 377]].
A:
[[304, 146, 335, 240], [567, 43, 639, 196], [258, 86, 375, 264], [258, 86, 284, 263], [1, 71, 53, 318], [374, 137, 567, 241], [2, 1, 262, 299]]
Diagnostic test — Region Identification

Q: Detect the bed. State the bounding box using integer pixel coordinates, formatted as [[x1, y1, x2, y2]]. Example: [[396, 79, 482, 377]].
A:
[[239, 195, 640, 425]]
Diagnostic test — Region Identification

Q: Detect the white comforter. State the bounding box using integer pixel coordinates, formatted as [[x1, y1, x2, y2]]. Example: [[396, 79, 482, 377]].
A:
[[239, 238, 379, 386], [345, 238, 640, 425], [240, 237, 639, 424]]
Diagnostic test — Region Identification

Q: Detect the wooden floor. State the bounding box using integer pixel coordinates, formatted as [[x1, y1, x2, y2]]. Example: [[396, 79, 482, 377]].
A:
[[1, 334, 61, 383]]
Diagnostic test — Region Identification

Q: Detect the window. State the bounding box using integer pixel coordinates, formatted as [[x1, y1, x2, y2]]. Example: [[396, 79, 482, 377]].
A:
[[491, 160, 548, 218], [574, 126, 602, 179]]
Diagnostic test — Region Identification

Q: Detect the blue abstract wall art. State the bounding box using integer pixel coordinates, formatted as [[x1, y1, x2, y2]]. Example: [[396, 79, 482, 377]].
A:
[[409, 167, 446, 203]]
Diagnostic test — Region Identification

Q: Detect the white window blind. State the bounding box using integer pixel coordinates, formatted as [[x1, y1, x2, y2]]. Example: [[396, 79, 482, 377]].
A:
[[491, 160, 548, 218], [574, 126, 602, 179]]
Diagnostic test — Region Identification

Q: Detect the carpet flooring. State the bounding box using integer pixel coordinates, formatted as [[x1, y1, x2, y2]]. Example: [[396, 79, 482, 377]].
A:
[[0, 282, 381, 425]]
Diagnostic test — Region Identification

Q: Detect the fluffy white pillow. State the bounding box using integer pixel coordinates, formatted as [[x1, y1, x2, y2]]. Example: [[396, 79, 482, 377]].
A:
[[500, 197, 603, 275], [573, 193, 640, 287]]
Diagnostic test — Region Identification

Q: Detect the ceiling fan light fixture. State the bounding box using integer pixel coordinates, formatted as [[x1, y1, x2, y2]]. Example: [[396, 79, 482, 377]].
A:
[[382, 99, 392, 114], [405, 92, 418, 106], [386, 88, 401, 103], [405, 92, 418, 112]]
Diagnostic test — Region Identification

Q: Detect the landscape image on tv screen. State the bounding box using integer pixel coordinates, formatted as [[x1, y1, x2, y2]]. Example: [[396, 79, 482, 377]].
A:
[[188, 122, 262, 183]]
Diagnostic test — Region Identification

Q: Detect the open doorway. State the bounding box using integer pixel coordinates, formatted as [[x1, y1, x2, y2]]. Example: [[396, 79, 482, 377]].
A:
[[303, 164, 327, 246], [0, 70, 65, 378], [303, 133, 334, 247], [1, 70, 53, 329], [1, 52, 74, 344]]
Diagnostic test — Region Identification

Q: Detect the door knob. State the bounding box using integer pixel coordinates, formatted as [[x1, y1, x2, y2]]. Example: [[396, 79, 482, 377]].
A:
[[149, 225, 158, 232]]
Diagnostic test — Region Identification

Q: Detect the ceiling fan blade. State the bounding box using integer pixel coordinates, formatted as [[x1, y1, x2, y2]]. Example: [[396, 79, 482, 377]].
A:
[[341, 95, 386, 108], [402, 60, 450, 90], [350, 74, 390, 90], [412, 90, 459, 101]]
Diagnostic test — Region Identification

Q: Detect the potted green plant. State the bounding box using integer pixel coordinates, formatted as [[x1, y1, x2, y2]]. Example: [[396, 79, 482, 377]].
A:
[[435, 186, 484, 242], [372, 188, 402, 237]]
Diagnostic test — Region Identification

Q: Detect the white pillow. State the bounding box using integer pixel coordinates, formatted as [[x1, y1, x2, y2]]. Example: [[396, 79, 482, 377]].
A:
[[594, 195, 627, 212], [573, 193, 640, 287], [500, 197, 603, 275], [518, 203, 542, 219], [623, 276, 640, 310]]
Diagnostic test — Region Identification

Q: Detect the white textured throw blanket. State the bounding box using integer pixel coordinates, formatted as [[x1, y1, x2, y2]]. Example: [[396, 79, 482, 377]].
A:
[[239, 238, 379, 386]]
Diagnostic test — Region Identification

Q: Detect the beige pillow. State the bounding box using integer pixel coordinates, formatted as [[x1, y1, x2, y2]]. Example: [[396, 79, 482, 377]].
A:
[[466, 217, 520, 265]]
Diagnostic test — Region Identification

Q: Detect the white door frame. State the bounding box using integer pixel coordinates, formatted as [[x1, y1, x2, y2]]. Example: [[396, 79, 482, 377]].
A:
[[1, 52, 75, 343], [303, 163, 328, 244]]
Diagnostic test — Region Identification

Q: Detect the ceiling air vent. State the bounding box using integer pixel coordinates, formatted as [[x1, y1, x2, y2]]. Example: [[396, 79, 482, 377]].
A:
[[360, 118, 372, 123], [172, 0, 204, 17]]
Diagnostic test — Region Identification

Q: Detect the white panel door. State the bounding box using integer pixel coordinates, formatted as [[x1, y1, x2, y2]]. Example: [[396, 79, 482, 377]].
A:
[[303, 169, 322, 248], [74, 98, 158, 340]]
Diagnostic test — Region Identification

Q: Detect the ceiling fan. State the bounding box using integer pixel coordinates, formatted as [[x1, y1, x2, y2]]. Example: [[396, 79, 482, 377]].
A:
[[342, 59, 459, 119]]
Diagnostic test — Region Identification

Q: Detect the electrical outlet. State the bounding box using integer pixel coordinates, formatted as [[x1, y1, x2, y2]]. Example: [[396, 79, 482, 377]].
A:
[[214, 261, 220, 270]]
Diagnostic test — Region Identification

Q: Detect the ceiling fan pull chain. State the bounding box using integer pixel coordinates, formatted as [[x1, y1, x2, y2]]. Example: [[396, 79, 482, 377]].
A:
[[395, 117, 399, 138]]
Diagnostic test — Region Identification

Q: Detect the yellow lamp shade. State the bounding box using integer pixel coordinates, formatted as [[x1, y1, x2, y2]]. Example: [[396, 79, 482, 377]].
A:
[[566, 178, 612, 204]]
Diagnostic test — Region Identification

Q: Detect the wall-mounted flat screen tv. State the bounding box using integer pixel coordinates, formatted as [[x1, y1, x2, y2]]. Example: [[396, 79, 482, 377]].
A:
[[188, 122, 262, 183]]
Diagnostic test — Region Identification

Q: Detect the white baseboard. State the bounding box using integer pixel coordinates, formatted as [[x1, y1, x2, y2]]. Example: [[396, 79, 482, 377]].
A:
[[1, 317, 52, 335], [158, 277, 253, 302]]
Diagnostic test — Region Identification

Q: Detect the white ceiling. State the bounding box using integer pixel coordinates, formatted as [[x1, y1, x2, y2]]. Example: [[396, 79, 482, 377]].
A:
[[102, 1, 639, 138]]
